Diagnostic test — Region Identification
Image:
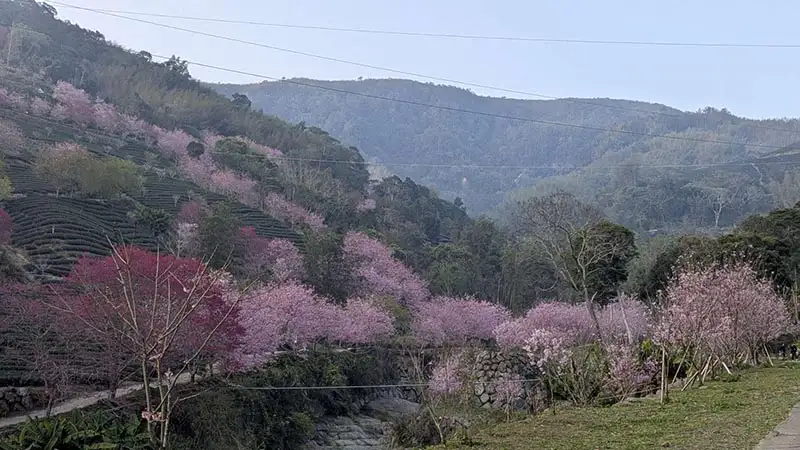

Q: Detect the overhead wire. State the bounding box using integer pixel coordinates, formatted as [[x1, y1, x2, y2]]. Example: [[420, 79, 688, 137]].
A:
[[1, 80, 798, 172], [46, 4, 800, 49], [0, 98, 797, 172], [48, 1, 800, 137], [2, 17, 799, 172]]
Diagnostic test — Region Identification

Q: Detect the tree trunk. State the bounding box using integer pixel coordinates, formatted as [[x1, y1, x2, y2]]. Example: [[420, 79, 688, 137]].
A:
[[583, 288, 602, 341]]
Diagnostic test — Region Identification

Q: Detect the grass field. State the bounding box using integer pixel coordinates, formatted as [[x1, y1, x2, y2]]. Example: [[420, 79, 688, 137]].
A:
[[430, 364, 800, 450]]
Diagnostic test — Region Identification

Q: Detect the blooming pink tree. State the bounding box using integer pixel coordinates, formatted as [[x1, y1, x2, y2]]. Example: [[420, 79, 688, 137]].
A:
[[51, 81, 94, 125], [177, 200, 207, 224], [494, 298, 650, 350], [412, 296, 510, 346], [356, 198, 377, 213], [234, 281, 395, 370], [0, 119, 25, 153], [92, 101, 123, 133], [237, 226, 304, 281], [343, 231, 429, 306], [263, 192, 325, 231], [604, 343, 658, 402], [332, 297, 395, 345], [655, 262, 790, 371], [0, 87, 9, 107], [495, 297, 656, 405], [428, 352, 464, 396], [29, 97, 51, 116]]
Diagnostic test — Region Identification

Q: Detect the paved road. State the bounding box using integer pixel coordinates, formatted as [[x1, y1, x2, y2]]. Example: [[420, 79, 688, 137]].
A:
[[756, 404, 800, 449], [0, 372, 194, 429]]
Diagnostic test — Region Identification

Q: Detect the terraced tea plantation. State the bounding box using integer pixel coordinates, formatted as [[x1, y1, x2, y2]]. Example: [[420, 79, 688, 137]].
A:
[[0, 110, 305, 279]]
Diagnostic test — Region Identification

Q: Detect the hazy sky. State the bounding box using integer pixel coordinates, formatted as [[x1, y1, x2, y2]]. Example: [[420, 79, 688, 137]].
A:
[[51, 0, 800, 119]]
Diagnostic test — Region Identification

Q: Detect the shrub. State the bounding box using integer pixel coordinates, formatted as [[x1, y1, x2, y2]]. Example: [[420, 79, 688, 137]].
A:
[[0, 208, 11, 244]]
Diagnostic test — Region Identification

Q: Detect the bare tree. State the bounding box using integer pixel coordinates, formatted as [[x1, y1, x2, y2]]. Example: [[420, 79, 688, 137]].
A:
[[512, 191, 633, 339], [47, 245, 244, 448], [768, 169, 800, 209]]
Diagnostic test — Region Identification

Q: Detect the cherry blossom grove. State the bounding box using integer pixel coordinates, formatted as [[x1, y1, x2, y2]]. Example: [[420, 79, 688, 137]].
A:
[[1, 83, 323, 231]]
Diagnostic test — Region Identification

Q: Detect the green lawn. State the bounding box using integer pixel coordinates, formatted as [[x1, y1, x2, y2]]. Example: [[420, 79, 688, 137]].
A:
[[430, 364, 800, 450]]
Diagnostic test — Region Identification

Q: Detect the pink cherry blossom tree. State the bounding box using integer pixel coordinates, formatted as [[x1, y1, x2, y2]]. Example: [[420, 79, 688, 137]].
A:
[[356, 198, 377, 213], [233, 281, 396, 370], [237, 226, 304, 282], [263, 192, 325, 231], [411, 296, 510, 346], [332, 297, 395, 345], [29, 97, 51, 116], [51, 81, 94, 125], [343, 231, 429, 306], [655, 261, 790, 377], [92, 101, 123, 133]]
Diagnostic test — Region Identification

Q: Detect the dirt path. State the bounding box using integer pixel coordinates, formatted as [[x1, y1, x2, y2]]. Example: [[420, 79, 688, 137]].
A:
[[0, 372, 195, 429], [755, 403, 800, 449]]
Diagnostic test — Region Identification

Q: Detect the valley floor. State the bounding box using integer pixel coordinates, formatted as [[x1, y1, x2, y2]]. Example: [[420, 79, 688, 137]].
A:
[[429, 363, 800, 450]]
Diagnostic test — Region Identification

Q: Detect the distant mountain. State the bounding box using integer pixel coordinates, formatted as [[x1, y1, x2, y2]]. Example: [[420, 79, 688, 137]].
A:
[[212, 78, 800, 231]]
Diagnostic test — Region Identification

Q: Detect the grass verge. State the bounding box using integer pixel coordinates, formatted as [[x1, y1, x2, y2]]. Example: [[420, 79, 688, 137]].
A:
[[428, 363, 800, 450]]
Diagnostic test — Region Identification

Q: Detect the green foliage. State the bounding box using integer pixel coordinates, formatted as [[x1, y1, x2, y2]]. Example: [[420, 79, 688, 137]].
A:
[[0, 161, 13, 201], [302, 231, 351, 303], [83, 157, 141, 199], [169, 352, 395, 450], [130, 205, 171, 238], [0, 412, 152, 450], [231, 93, 252, 111], [186, 141, 204, 158], [197, 202, 242, 269], [580, 220, 637, 304], [216, 79, 794, 231], [33, 148, 140, 199]]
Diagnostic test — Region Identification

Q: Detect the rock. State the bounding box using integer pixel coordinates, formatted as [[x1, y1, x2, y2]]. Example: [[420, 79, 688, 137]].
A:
[[480, 393, 490, 404]]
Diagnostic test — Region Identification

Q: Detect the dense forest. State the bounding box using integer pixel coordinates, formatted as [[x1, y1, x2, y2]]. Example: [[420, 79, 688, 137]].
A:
[[0, 1, 799, 449], [214, 78, 800, 232]]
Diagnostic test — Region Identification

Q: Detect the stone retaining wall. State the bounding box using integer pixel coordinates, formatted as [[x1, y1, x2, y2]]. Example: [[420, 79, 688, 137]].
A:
[[469, 350, 547, 412], [0, 387, 49, 418]]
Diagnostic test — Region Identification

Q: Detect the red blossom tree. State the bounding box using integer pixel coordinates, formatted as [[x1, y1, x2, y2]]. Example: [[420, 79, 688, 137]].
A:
[[0, 284, 80, 416], [51, 245, 242, 447], [343, 231, 429, 306]]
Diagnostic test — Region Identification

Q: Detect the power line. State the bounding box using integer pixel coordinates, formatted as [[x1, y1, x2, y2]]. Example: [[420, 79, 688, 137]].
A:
[[151, 56, 793, 152], [2, 24, 798, 169], [47, 2, 800, 136], [2, 82, 799, 172], [48, 4, 800, 50]]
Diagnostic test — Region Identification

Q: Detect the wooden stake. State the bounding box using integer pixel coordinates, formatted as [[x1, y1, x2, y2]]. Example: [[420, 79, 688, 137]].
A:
[[660, 346, 669, 404]]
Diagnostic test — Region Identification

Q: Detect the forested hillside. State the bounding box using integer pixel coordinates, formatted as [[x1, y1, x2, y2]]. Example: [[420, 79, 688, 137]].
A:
[[214, 78, 800, 231], [3, 2, 800, 449]]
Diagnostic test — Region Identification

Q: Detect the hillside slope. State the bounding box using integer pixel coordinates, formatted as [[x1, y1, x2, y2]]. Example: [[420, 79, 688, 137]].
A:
[[213, 78, 800, 229]]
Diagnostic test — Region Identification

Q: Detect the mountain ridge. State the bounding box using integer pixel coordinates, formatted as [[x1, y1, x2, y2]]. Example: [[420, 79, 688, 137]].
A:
[[212, 77, 800, 230]]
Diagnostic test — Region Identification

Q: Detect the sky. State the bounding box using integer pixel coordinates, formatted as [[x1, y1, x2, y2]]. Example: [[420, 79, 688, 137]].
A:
[[49, 0, 800, 119]]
